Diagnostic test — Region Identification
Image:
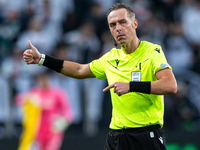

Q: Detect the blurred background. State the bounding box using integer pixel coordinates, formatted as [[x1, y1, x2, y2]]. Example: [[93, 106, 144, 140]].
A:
[[0, 0, 200, 149]]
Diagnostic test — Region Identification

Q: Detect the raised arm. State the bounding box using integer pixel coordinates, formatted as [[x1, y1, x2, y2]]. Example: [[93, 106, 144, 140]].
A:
[[23, 40, 95, 79]]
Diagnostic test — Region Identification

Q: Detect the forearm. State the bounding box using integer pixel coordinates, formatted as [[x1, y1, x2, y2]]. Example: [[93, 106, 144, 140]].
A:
[[61, 61, 94, 79], [150, 79, 177, 95], [149, 68, 177, 95], [129, 79, 177, 95], [41, 54, 95, 79]]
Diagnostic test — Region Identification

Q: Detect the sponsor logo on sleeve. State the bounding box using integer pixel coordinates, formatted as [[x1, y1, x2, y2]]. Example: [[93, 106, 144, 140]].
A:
[[154, 48, 160, 53], [160, 63, 170, 69]]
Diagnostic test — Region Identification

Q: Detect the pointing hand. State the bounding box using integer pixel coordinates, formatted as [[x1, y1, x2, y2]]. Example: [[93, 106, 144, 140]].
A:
[[103, 82, 130, 96]]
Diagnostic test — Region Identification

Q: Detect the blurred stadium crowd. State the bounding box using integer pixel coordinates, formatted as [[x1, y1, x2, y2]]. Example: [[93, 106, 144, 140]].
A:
[[0, 0, 200, 140]]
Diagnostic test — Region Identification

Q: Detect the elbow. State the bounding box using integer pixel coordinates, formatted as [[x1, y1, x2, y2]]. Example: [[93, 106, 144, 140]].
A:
[[171, 86, 177, 94], [169, 82, 178, 94], [162, 81, 177, 95]]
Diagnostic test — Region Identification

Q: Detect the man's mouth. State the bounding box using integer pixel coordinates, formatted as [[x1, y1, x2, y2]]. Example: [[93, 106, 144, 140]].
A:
[[117, 34, 125, 40]]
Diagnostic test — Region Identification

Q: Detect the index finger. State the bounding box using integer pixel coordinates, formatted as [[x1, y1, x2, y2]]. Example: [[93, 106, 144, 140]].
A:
[[23, 50, 32, 56], [103, 83, 115, 92]]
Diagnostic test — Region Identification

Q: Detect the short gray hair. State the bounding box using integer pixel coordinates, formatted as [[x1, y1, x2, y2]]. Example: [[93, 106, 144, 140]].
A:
[[108, 3, 135, 21]]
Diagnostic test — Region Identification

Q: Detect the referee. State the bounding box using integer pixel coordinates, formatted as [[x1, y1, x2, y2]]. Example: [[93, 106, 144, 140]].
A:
[[23, 3, 177, 150]]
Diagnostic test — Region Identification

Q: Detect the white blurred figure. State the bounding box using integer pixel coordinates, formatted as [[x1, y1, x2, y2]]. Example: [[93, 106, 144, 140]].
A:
[[0, 0, 29, 18], [174, 0, 195, 21], [180, 0, 200, 74], [1, 46, 44, 130], [4, 0, 28, 12], [64, 21, 101, 63], [0, 69, 11, 138], [130, 0, 165, 47], [34, 0, 75, 23], [0, 8, 21, 59], [131, 0, 152, 30], [181, 0, 200, 47], [82, 78, 105, 136], [50, 43, 82, 124], [94, 0, 117, 14], [83, 30, 114, 137], [33, 0, 75, 45], [16, 16, 56, 54], [101, 30, 115, 55], [51, 75, 82, 125], [165, 22, 193, 74], [138, 14, 166, 47], [85, 2, 108, 38], [1, 47, 35, 94], [64, 21, 104, 136]]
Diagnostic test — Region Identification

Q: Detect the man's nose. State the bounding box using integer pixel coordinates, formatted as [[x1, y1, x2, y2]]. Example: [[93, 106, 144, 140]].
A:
[[116, 23, 122, 31]]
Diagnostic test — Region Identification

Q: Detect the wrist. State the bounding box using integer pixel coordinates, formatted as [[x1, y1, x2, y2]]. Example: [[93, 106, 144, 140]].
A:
[[39, 54, 42, 60], [129, 81, 151, 94], [38, 54, 45, 66], [43, 55, 64, 73]]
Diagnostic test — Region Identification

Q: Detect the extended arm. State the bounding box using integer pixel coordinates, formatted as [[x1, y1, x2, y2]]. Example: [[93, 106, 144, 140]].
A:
[[60, 61, 95, 79], [23, 40, 95, 79]]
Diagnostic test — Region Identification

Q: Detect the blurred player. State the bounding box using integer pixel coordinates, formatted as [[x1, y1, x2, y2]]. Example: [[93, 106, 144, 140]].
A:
[[15, 70, 73, 150]]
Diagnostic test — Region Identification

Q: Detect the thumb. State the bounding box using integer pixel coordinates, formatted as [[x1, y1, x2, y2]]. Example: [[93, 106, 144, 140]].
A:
[[28, 40, 36, 50]]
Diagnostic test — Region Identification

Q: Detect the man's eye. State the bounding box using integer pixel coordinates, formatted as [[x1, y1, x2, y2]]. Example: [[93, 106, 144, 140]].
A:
[[121, 21, 126, 24], [110, 24, 115, 27]]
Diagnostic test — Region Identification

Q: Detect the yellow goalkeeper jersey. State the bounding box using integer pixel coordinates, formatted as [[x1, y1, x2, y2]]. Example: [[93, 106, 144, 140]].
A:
[[90, 41, 172, 129]]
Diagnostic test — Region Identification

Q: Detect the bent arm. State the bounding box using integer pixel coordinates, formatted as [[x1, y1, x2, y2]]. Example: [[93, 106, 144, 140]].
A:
[[103, 68, 177, 96], [151, 68, 177, 95], [61, 61, 95, 79]]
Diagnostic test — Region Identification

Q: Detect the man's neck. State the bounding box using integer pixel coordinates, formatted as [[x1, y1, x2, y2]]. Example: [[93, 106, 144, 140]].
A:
[[121, 38, 140, 54]]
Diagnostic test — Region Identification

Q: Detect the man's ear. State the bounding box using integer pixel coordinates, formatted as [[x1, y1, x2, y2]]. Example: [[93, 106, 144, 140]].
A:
[[132, 19, 138, 29]]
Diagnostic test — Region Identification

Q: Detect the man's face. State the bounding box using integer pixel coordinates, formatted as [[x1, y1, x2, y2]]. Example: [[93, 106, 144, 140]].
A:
[[108, 8, 137, 46]]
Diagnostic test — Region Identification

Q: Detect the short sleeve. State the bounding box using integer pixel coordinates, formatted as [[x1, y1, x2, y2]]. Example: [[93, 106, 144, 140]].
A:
[[89, 53, 108, 80], [150, 46, 172, 74]]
